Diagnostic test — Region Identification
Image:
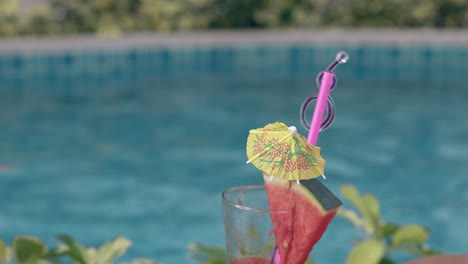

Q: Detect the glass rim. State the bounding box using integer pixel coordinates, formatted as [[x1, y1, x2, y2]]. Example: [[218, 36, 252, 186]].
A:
[[222, 185, 288, 213]]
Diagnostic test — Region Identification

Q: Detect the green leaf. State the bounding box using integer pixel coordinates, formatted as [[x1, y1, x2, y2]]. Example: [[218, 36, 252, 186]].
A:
[[381, 223, 400, 237], [305, 256, 314, 264], [87, 248, 98, 263], [337, 209, 364, 228], [341, 185, 380, 235], [346, 239, 385, 264], [376, 223, 400, 240], [379, 257, 395, 264], [56, 235, 88, 264], [13, 236, 48, 264], [188, 243, 226, 263], [0, 240, 8, 262], [341, 185, 364, 212], [97, 237, 132, 263], [45, 243, 68, 259], [391, 225, 429, 248], [404, 245, 440, 257], [363, 194, 382, 227]]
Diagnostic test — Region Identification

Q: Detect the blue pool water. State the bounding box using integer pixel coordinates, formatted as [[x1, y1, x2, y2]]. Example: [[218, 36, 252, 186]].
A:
[[0, 45, 468, 263]]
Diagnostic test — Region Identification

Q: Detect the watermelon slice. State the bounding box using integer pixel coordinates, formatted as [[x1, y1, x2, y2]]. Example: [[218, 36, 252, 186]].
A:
[[264, 175, 342, 264]]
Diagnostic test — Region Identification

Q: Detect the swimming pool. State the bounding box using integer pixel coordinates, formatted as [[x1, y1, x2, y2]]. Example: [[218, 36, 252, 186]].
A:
[[0, 39, 467, 263]]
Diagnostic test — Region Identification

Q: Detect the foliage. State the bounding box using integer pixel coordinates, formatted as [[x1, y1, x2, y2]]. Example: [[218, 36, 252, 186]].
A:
[[188, 243, 315, 264], [0, 0, 19, 36], [49, 0, 141, 37], [188, 243, 226, 264], [255, 0, 330, 28], [0, 235, 158, 264], [0, 0, 467, 36], [338, 184, 440, 264], [139, 0, 214, 31], [209, 0, 264, 28]]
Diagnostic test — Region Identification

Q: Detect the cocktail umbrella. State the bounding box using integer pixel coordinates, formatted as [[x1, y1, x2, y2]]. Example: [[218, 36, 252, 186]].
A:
[[246, 122, 326, 182]]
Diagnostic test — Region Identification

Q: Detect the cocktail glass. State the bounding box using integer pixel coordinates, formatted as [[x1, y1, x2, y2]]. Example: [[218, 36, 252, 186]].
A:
[[222, 185, 290, 264]]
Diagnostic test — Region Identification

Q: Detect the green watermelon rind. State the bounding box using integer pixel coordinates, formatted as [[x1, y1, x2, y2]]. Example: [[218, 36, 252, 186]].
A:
[[298, 178, 343, 212]]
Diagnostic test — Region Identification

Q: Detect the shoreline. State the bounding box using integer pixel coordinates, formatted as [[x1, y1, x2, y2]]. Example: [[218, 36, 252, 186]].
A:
[[1, 29, 468, 54]]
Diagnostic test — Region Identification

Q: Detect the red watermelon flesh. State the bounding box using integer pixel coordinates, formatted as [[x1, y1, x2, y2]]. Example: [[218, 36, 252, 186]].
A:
[[264, 175, 342, 264]]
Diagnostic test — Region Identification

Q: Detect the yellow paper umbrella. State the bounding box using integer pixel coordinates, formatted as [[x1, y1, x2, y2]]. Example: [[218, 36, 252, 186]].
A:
[[246, 122, 326, 181]]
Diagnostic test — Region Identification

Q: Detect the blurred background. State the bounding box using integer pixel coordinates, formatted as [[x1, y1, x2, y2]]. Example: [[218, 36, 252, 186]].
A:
[[1, 1, 468, 264], [1, 0, 468, 36]]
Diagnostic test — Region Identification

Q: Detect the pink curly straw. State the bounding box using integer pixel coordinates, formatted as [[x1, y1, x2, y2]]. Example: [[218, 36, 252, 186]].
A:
[[307, 71, 335, 146]]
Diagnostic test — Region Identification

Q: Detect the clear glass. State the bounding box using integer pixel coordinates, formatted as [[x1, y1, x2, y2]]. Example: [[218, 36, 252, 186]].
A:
[[222, 185, 289, 264]]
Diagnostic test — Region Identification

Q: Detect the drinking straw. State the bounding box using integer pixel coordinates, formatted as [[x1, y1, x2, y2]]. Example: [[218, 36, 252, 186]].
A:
[[307, 71, 335, 145], [307, 51, 349, 145]]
